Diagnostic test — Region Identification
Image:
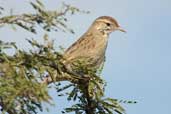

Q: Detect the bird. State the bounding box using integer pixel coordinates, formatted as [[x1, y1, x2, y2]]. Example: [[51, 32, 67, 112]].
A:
[[43, 16, 126, 84], [62, 16, 126, 72]]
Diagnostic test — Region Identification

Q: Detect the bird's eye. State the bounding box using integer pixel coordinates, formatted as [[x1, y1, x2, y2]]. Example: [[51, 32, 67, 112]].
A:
[[106, 23, 111, 26]]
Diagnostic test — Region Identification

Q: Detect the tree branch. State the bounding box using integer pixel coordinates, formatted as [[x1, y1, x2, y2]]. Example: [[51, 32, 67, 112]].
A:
[[0, 3, 78, 33]]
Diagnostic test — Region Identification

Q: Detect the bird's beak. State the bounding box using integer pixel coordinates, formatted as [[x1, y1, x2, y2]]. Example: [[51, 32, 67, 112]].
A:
[[117, 27, 126, 33]]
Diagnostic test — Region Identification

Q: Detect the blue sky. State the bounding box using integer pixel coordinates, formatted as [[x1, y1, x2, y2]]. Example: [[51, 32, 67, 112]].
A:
[[0, 0, 171, 114]]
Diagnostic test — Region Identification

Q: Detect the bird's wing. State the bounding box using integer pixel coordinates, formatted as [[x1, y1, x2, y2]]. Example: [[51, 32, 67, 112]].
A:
[[63, 33, 93, 62]]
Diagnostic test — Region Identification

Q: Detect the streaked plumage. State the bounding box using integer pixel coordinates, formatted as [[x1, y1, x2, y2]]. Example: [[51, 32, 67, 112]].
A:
[[63, 16, 125, 69]]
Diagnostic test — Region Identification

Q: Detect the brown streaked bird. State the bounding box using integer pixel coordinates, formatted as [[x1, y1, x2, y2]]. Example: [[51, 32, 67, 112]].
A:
[[43, 16, 126, 84], [63, 16, 126, 70]]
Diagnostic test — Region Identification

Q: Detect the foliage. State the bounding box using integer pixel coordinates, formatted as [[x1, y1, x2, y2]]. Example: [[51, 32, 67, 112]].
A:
[[0, 0, 89, 34], [0, 0, 136, 114]]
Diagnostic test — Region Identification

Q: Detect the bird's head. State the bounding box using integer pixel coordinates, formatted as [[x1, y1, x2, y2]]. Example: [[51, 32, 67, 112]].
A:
[[92, 16, 126, 35]]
